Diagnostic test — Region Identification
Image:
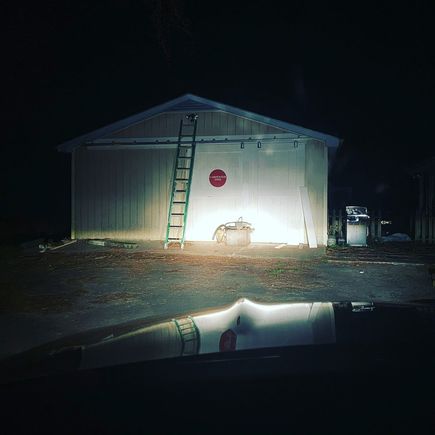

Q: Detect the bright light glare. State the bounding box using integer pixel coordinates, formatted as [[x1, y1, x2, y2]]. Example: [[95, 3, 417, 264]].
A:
[[186, 205, 305, 245]]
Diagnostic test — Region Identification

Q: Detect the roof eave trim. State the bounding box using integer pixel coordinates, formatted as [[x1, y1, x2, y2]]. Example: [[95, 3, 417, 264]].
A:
[[187, 94, 341, 148]]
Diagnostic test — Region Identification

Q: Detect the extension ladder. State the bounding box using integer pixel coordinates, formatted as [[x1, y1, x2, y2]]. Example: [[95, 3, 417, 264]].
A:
[[164, 114, 198, 249]]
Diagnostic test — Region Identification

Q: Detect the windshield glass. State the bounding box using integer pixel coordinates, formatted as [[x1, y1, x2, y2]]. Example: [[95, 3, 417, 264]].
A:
[[2, 2, 435, 366]]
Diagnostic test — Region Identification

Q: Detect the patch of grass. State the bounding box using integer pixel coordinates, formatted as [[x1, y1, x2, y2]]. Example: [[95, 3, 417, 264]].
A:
[[269, 267, 286, 277], [260, 260, 327, 290], [267, 262, 290, 277]]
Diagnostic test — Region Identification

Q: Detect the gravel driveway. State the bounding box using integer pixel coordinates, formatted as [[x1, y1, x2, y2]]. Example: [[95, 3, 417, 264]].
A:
[[1, 242, 433, 358]]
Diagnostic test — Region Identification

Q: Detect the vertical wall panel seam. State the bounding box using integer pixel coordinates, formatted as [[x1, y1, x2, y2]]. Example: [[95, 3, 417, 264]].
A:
[[71, 149, 76, 239]]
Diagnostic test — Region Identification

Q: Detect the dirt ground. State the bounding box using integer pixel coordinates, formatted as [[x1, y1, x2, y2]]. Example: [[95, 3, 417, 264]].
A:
[[0, 241, 434, 358]]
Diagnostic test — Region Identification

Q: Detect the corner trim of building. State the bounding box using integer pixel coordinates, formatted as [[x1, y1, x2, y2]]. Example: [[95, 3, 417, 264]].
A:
[[71, 149, 76, 240]]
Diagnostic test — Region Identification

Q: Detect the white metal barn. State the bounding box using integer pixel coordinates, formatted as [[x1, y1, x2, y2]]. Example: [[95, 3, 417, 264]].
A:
[[58, 94, 340, 247]]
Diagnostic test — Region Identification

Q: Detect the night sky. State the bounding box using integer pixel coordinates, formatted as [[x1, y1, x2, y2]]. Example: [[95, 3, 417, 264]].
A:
[[4, 1, 435, 238]]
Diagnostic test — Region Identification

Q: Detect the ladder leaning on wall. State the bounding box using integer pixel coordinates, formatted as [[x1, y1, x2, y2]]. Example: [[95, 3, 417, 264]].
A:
[[164, 114, 198, 249]]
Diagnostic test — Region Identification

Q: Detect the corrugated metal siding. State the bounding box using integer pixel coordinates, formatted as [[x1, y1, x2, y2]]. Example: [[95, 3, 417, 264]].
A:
[[72, 139, 327, 245], [74, 148, 175, 240], [256, 143, 305, 244], [108, 111, 287, 139], [185, 143, 244, 241], [304, 140, 328, 246]]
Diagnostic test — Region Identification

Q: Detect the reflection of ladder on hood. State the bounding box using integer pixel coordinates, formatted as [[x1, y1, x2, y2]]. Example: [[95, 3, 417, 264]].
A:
[[164, 114, 198, 249]]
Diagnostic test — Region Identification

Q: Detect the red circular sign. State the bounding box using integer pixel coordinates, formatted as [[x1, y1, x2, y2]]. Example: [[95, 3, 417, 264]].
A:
[[209, 169, 227, 187]]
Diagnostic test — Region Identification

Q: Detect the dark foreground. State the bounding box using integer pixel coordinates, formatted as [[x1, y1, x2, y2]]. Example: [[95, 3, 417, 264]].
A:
[[0, 242, 434, 358], [3, 299, 435, 434]]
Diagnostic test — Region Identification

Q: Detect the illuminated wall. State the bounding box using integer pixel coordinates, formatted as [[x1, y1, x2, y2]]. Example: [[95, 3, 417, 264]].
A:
[[73, 147, 175, 240], [186, 141, 306, 245], [305, 140, 328, 246], [72, 110, 329, 245]]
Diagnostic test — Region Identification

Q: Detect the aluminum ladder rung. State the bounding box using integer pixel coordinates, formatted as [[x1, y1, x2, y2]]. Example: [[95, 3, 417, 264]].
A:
[[164, 115, 198, 250]]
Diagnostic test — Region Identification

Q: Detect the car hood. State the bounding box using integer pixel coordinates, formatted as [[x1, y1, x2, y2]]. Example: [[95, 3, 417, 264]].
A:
[[2, 298, 435, 383]]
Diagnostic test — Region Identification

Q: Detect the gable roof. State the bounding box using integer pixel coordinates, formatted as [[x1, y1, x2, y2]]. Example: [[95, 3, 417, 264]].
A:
[[57, 93, 341, 152]]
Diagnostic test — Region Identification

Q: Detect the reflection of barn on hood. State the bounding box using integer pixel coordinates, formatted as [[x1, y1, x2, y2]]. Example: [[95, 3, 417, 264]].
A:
[[58, 94, 340, 247]]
